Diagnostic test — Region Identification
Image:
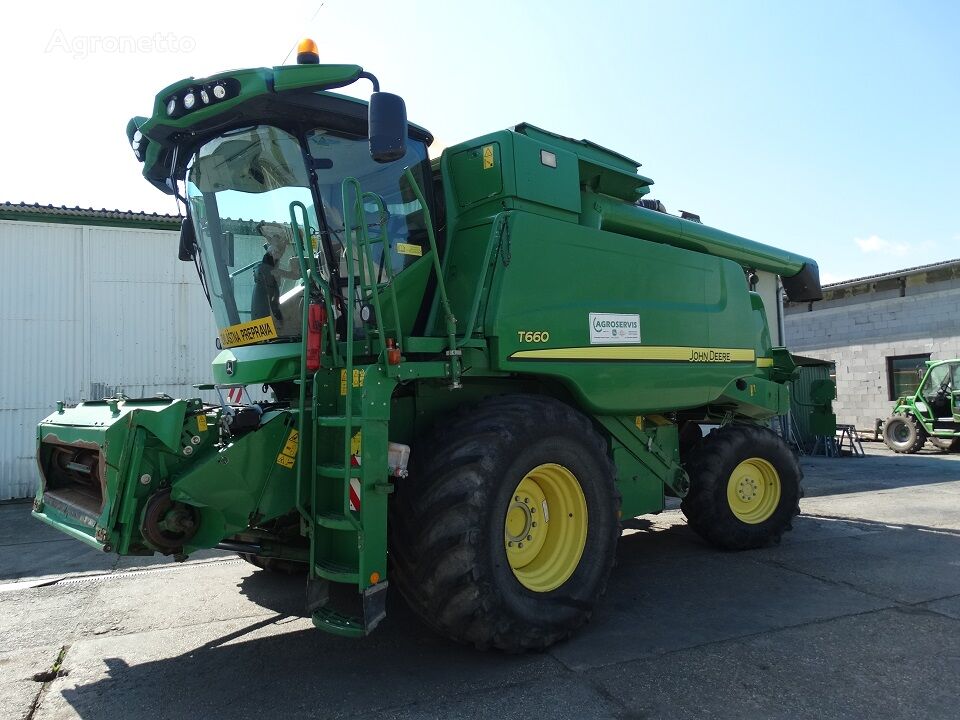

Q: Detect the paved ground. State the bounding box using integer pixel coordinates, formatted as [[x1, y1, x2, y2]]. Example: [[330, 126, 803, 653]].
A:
[[2, 442, 959, 720]]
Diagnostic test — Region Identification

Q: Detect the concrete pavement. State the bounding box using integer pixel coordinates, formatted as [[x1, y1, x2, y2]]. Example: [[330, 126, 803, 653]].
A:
[[2, 443, 959, 719]]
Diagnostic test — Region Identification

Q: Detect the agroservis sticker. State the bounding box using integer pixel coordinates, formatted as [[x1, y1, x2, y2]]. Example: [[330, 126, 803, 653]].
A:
[[589, 313, 641, 344]]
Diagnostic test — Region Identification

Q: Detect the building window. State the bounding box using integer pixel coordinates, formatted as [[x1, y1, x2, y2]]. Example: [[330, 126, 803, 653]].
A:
[[887, 354, 930, 400]]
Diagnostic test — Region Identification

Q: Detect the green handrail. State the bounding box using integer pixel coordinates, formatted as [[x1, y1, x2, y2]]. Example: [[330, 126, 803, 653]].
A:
[[361, 190, 404, 352], [401, 167, 457, 355]]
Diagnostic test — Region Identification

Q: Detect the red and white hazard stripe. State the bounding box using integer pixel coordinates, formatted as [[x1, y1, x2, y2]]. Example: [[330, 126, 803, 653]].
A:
[[348, 454, 361, 511]]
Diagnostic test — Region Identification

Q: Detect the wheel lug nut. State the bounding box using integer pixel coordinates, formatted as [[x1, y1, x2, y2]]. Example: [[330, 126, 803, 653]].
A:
[[518, 543, 523, 548], [526, 535, 532, 541], [507, 541, 513, 547], [531, 522, 536, 527]]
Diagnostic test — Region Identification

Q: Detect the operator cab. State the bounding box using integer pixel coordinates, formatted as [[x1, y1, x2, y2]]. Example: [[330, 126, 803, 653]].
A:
[[922, 362, 960, 420], [181, 100, 435, 351]]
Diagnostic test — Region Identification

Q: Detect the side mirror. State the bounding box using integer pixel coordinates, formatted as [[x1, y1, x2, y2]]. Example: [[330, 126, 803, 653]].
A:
[[178, 218, 196, 261], [369, 92, 407, 163]]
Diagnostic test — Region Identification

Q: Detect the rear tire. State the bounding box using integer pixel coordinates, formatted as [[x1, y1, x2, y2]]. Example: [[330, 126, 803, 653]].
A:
[[681, 424, 802, 550], [928, 437, 960, 453], [882, 414, 926, 454], [390, 394, 621, 651]]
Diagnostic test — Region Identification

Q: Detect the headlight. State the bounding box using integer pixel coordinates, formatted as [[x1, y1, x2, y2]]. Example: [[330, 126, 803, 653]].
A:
[[200, 89, 210, 105], [166, 98, 177, 116], [183, 92, 196, 110], [212, 84, 227, 100]]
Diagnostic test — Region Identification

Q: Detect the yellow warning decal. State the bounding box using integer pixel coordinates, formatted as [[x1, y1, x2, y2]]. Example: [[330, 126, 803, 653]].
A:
[[509, 346, 756, 362], [219, 316, 278, 349], [350, 431, 362, 456], [756, 357, 774, 367], [276, 429, 299, 469], [396, 242, 423, 257], [482, 144, 495, 169], [197, 415, 208, 432], [635, 414, 672, 430], [340, 369, 366, 396]]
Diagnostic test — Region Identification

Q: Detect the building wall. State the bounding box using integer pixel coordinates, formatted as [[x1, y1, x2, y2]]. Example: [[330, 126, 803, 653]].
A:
[[0, 219, 219, 499], [784, 286, 960, 432]]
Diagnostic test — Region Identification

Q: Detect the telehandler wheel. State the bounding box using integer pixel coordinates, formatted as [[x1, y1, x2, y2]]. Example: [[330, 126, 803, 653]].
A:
[[681, 424, 802, 551], [929, 437, 960, 453], [881, 414, 926, 454], [389, 394, 621, 652]]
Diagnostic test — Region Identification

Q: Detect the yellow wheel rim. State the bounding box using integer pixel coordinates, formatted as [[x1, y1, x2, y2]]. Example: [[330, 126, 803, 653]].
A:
[[504, 463, 588, 592], [726, 457, 781, 524]]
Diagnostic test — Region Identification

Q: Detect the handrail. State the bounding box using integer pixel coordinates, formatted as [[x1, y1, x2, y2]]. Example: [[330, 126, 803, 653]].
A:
[[287, 201, 315, 560], [289, 201, 340, 368], [401, 167, 457, 354], [361, 190, 404, 352], [454, 211, 507, 345], [339, 185, 359, 520]]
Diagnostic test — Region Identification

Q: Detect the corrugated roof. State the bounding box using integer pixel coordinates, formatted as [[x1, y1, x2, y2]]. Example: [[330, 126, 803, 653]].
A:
[[0, 202, 182, 229], [822, 257, 960, 290]]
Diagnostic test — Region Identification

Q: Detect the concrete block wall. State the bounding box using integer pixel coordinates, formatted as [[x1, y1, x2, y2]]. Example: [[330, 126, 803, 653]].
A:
[[785, 286, 960, 432]]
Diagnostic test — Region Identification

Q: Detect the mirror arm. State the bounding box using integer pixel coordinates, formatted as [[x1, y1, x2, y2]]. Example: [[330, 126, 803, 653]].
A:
[[358, 71, 380, 93]]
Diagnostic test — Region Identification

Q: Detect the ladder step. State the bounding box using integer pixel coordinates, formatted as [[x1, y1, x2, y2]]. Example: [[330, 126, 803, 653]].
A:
[[311, 607, 365, 638], [314, 559, 360, 583], [314, 510, 357, 530], [317, 415, 363, 428], [316, 464, 361, 479]]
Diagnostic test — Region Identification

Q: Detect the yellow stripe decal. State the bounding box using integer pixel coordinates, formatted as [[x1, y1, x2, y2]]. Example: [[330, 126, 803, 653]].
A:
[[509, 346, 756, 362], [755, 357, 775, 367]]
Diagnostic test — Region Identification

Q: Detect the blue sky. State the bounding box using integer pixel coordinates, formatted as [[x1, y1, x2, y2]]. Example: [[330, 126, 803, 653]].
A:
[[1, 0, 957, 283]]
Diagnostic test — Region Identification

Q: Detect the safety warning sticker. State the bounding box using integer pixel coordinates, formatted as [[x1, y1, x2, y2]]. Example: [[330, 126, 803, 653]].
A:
[[396, 243, 423, 257], [482, 144, 495, 169], [276, 429, 299, 469]]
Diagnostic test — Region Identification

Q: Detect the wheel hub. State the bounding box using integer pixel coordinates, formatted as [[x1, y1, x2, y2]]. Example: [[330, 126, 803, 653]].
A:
[[735, 475, 760, 501], [504, 463, 587, 593], [726, 457, 781, 525]]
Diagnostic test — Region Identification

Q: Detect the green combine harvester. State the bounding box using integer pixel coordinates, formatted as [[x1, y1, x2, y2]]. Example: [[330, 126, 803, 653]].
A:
[[33, 40, 822, 650]]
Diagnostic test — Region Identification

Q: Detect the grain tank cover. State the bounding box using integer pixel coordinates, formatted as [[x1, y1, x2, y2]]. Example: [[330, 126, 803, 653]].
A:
[[513, 123, 654, 202]]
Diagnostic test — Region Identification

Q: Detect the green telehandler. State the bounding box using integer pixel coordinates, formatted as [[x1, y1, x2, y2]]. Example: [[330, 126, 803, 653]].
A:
[[33, 40, 822, 650], [882, 358, 960, 453]]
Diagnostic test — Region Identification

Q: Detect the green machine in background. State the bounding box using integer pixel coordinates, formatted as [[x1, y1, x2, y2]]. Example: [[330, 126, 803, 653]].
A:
[[789, 356, 837, 449], [33, 40, 822, 651], [883, 358, 960, 454]]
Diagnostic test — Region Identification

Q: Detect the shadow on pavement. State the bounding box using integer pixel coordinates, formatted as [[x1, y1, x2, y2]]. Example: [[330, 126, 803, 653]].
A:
[[54, 509, 960, 720]]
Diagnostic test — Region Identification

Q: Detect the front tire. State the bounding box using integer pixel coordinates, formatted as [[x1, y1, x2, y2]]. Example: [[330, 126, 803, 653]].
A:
[[390, 394, 621, 651], [681, 424, 802, 550], [882, 414, 926, 453]]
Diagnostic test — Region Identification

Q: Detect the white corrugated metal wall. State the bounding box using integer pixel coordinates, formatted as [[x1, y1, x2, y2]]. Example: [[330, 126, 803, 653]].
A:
[[0, 218, 219, 499]]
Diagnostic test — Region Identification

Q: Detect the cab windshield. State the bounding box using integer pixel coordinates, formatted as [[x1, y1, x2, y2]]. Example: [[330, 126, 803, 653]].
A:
[[186, 123, 431, 346]]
